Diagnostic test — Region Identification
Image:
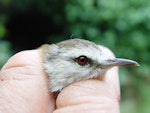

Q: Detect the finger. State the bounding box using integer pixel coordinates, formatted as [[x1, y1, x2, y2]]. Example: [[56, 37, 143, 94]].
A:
[[0, 50, 55, 113], [98, 46, 120, 99], [54, 47, 120, 113]]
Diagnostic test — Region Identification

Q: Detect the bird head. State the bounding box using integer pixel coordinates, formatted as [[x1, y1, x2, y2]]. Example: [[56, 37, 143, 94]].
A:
[[41, 39, 139, 92]]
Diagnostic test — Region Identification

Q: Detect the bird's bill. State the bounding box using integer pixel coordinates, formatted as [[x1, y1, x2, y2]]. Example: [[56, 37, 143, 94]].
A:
[[101, 58, 140, 68]]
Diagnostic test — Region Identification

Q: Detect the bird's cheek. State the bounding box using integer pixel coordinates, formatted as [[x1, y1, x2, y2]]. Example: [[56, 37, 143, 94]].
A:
[[89, 68, 108, 79]]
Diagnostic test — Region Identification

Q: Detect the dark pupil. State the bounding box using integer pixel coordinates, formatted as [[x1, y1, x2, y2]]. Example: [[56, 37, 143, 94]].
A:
[[78, 56, 88, 65]]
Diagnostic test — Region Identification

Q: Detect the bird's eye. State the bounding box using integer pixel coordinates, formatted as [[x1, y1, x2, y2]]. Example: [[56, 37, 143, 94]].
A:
[[76, 56, 89, 66]]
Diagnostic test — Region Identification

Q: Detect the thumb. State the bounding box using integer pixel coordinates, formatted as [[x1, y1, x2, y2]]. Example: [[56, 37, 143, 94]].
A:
[[0, 50, 55, 113]]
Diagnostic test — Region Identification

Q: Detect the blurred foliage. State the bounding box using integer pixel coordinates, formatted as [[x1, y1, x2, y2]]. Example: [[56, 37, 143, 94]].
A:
[[0, 0, 150, 113]]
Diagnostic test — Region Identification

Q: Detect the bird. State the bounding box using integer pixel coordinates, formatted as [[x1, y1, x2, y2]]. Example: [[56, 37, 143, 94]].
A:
[[40, 39, 139, 92]]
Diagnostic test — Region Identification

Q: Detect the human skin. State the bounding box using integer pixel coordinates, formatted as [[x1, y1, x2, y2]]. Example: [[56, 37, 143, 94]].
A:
[[0, 47, 120, 113]]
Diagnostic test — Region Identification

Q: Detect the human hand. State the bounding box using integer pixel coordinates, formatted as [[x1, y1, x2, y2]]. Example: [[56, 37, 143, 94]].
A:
[[0, 47, 120, 113]]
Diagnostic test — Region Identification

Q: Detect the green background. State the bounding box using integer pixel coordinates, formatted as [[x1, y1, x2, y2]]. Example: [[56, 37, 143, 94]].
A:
[[0, 0, 149, 112]]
